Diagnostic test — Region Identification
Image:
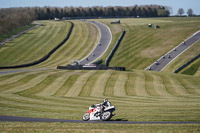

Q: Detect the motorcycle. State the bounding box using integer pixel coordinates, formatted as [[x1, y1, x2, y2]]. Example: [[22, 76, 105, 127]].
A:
[[82, 100, 116, 121]]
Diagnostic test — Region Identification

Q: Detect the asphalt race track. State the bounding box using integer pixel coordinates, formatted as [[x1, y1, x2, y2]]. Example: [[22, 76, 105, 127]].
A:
[[145, 30, 200, 71], [0, 115, 200, 124], [0, 68, 48, 75], [79, 20, 112, 65]]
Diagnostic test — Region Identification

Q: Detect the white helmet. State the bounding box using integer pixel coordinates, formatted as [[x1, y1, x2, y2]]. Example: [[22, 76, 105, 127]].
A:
[[103, 99, 108, 103]]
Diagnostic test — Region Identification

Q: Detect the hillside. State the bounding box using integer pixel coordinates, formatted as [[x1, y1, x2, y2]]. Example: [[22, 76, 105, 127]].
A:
[[0, 21, 70, 66], [0, 69, 200, 122], [0, 18, 200, 132], [0, 20, 99, 68], [97, 17, 200, 70], [181, 58, 200, 76], [36, 20, 99, 68]]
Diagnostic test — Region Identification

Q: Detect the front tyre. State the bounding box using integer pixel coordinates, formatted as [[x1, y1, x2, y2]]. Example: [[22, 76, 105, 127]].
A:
[[101, 111, 112, 121], [82, 113, 90, 121]]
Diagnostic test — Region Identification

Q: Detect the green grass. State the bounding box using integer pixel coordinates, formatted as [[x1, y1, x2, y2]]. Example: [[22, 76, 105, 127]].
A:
[[34, 20, 99, 68], [0, 69, 200, 122], [0, 122, 200, 133], [194, 60, 200, 77], [95, 17, 200, 70], [0, 18, 200, 131], [0, 21, 71, 66], [0, 20, 99, 68], [0, 24, 35, 42], [181, 58, 200, 75]]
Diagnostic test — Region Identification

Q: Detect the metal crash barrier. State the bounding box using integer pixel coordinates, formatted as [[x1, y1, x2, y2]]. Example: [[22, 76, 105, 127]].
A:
[[56, 65, 126, 71]]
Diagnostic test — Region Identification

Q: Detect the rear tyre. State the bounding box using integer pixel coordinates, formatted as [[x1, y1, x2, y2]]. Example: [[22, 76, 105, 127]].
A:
[[101, 111, 112, 121], [82, 113, 90, 121]]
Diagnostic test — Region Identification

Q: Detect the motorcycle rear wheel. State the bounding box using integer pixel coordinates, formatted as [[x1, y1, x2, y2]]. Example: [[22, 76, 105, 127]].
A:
[[102, 111, 112, 121], [82, 113, 90, 121]]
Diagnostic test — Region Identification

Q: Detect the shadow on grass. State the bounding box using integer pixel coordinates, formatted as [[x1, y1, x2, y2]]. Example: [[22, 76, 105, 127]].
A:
[[25, 32, 34, 34], [111, 118, 128, 121]]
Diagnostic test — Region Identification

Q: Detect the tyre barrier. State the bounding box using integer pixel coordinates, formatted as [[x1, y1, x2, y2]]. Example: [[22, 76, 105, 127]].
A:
[[56, 65, 126, 71], [105, 30, 125, 66], [92, 59, 103, 65], [174, 54, 200, 73], [0, 21, 74, 69]]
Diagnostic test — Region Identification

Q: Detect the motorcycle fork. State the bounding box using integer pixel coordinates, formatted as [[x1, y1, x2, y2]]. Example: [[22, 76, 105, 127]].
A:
[[100, 105, 104, 120]]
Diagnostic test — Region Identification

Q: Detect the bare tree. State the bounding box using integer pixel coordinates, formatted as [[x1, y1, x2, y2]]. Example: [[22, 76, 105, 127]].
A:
[[0, 8, 35, 36], [187, 8, 193, 16], [165, 6, 173, 15], [178, 8, 184, 16]]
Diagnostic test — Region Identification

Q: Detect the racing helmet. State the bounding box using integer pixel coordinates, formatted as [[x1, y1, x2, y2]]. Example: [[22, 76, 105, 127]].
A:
[[103, 98, 108, 103]]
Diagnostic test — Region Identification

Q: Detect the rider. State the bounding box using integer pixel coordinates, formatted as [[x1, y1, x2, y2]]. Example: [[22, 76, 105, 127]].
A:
[[102, 99, 109, 107], [101, 99, 111, 112], [92, 99, 111, 119]]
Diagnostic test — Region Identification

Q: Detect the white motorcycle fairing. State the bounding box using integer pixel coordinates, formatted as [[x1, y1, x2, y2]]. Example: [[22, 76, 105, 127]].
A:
[[89, 106, 101, 121]]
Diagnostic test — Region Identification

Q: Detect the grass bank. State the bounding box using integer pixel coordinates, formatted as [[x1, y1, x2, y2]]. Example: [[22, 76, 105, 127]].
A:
[[181, 58, 200, 76], [0, 122, 199, 133], [0, 21, 71, 66], [95, 17, 200, 70], [0, 18, 200, 132], [0, 20, 99, 68], [0, 69, 200, 122], [0, 24, 35, 42]]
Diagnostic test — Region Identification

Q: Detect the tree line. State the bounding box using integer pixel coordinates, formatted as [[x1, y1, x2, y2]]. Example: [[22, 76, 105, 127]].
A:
[[0, 8, 35, 35], [0, 5, 170, 36], [35, 5, 170, 20]]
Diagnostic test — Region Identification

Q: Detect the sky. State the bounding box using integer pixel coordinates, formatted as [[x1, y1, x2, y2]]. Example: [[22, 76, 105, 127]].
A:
[[0, 0, 200, 15]]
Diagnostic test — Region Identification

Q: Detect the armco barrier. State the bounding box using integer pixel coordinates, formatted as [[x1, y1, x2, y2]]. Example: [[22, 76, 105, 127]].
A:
[[105, 30, 125, 66], [92, 59, 103, 65], [174, 54, 200, 73], [57, 65, 126, 71], [0, 21, 74, 69]]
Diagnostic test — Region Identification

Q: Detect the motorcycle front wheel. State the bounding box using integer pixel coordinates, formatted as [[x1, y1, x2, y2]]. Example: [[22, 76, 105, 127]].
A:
[[82, 113, 90, 121], [101, 111, 112, 121]]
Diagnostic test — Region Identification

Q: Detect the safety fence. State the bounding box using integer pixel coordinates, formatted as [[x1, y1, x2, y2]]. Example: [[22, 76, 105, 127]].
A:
[[93, 59, 103, 65], [0, 21, 74, 69], [105, 30, 125, 66], [57, 65, 126, 71], [174, 54, 200, 73]]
